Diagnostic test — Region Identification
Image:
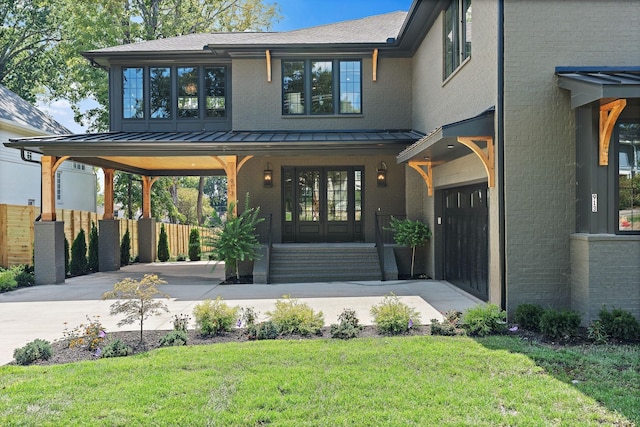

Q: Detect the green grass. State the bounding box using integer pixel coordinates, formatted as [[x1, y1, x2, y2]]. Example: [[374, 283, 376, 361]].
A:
[[0, 336, 637, 426]]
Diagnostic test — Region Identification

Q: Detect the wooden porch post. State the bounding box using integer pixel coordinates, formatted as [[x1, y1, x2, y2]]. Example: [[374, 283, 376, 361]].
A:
[[40, 156, 57, 221], [141, 176, 157, 219], [102, 168, 115, 220]]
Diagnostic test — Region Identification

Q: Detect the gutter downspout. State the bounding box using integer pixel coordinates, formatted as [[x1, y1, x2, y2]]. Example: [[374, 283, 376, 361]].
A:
[[498, 0, 506, 310], [20, 148, 43, 221]]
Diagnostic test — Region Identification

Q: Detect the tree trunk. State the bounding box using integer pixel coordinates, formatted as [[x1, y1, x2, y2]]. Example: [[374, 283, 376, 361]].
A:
[[197, 176, 205, 225]]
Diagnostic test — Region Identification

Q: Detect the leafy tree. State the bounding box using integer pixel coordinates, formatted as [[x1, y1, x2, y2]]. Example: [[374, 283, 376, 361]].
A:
[[157, 224, 170, 262], [188, 228, 201, 261], [120, 229, 131, 266], [176, 186, 213, 225], [69, 229, 88, 276], [102, 274, 169, 343], [88, 221, 99, 272], [387, 217, 432, 278], [208, 194, 263, 280], [64, 236, 70, 276], [113, 173, 181, 222], [204, 176, 228, 215]]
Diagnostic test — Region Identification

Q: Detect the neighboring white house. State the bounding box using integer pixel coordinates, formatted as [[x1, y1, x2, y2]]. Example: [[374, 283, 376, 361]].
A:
[[0, 84, 96, 211]]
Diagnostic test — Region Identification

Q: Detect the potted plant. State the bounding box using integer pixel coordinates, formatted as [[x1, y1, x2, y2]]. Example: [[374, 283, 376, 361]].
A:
[[387, 217, 431, 278]]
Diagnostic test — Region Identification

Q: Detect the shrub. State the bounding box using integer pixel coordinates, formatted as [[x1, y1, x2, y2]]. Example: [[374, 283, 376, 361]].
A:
[[462, 304, 507, 337], [62, 315, 106, 351], [539, 309, 581, 340], [157, 224, 170, 262], [188, 228, 201, 261], [64, 236, 70, 275], [587, 319, 609, 344], [69, 229, 88, 276], [430, 310, 465, 336], [0, 267, 18, 292], [172, 313, 191, 332], [101, 339, 132, 358], [370, 293, 421, 335], [14, 339, 53, 365], [159, 330, 188, 347], [514, 303, 545, 332], [330, 308, 363, 339], [15, 265, 35, 287], [239, 306, 259, 338], [598, 306, 640, 342], [267, 295, 324, 336], [120, 230, 131, 266], [254, 320, 279, 340], [102, 274, 170, 343], [193, 297, 239, 336], [88, 221, 99, 273]]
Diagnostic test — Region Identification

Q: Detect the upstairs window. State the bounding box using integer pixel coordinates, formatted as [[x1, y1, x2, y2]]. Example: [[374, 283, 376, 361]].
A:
[[443, 0, 472, 80], [123, 67, 144, 118], [205, 67, 226, 118], [178, 67, 199, 118], [150, 67, 172, 119], [283, 59, 361, 115]]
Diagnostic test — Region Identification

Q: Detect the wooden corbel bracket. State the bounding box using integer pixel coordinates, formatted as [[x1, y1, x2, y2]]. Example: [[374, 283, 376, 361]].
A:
[[599, 99, 627, 166], [457, 136, 495, 188], [408, 161, 433, 196]]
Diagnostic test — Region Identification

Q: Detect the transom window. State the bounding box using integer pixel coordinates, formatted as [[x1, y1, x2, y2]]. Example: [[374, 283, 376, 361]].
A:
[[443, 0, 472, 80], [617, 122, 640, 232], [122, 65, 227, 120], [282, 59, 362, 115]]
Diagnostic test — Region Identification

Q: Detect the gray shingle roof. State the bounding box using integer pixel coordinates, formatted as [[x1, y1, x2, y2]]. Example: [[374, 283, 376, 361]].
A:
[[86, 11, 408, 54], [0, 84, 70, 135]]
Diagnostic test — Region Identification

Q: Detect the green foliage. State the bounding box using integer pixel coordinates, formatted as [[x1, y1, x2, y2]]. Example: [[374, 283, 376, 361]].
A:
[[267, 295, 324, 336], [539, 309, 581, 340], [64, 236, 70, 275], [330, 308, 363, 339], [13, 339, 53, 365], [102, 274, 170, 343], [88, 221, 99, 272], [386, 216, 431, 277], [101, 339, 132, 358], [193, 297, 239, 336], [157, 224, 170, 262], [61, 315, 106, 351], [462, 304, 507, 337], [369, 293, 421, 335], [159, 330, 188, 347], [430, 310, 466, 336], [514, 303, 545, 332], [172, 313, 191, 333], [208, 194, 264, 279], [188, 228, 201, 261], [597, 306, 640, 342], [0, 266, 18, 292], [120, 229, 131, 266], [254, 321, 279, 340], [69, 229, 88, 276], [15, 265, 35, 287], [587, 320, 609, 344]]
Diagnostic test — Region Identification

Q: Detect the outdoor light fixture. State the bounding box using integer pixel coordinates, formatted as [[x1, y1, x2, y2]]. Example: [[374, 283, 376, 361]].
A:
[[263, 163, 273, 187], [377, 161, 387, 187]]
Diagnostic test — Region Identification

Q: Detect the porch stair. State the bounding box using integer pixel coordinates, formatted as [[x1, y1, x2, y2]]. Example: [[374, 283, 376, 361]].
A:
[[267, 243, 382, 283]]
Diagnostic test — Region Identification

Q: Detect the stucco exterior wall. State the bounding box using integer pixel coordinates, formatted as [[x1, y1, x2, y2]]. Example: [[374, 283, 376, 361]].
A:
[[232, 57, 413, 131], [502, 0, 640, 313], [237, 154, 405, 244]]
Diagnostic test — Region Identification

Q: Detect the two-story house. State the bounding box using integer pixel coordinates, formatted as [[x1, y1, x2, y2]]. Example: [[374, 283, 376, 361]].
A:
[[7, 0, 640, 323]]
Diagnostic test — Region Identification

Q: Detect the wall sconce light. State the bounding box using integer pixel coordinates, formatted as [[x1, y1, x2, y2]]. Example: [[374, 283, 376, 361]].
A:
[[377, 161, 387, 187], [263, 163, 273, 187]]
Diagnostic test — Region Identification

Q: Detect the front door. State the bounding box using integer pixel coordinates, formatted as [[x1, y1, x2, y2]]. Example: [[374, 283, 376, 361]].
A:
[[283, 167, 363, 242]]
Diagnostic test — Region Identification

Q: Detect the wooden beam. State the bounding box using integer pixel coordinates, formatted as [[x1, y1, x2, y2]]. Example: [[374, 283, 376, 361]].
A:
[[141, 176, 154, 219], [408, 161, 433, 196], [211, 155, 242, 215], [102, 168, 115, 220], [41, 156, 57, 221], [599, 99, 627, 166], [266, 50, 272, 83], [372, 48, 379, 82], [457, 136, 495, 188], [237, 155, 253, 173]]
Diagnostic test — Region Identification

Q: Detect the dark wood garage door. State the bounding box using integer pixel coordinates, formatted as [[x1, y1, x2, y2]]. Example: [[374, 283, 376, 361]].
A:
[[443, 184, 488, 300]]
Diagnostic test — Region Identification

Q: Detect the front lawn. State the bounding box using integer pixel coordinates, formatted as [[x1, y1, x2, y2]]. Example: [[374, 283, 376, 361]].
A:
[[0, 336, 637, 426]]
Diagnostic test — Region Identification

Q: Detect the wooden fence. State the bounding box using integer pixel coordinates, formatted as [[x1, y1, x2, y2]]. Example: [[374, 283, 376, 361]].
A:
[[0, 204, 216, 268]]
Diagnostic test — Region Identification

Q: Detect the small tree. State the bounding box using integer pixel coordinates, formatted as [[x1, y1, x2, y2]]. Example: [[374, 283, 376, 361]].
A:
[[157, 224, 170, 262], [102, 274, 169, 343], [387, 217, 432, 278], [69, 229, 88, 276], [188, 228, 201, 261], [64, 236, 70, 276], [120, 229, 131, 266], [209, 194, 264, 280], [88, 221, 99, 272]]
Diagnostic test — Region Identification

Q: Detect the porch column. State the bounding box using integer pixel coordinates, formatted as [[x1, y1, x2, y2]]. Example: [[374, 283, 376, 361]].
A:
[[41, 156, 57, 221], [98, 219, 121, 271], [213, 155, 252, 216], [102, 168, 115, 220], [141, 176, 154, 219], [139, 176, 157, 263]]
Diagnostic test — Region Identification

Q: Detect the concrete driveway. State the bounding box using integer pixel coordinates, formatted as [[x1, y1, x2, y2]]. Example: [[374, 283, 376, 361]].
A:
[[0, 261, 483, 365]]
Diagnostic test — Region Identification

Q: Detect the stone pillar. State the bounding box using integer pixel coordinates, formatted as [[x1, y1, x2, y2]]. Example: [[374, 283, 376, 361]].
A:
[[34, 221, 65, 285], [98, 219, 121, 271], [138, 218, 156, 263]]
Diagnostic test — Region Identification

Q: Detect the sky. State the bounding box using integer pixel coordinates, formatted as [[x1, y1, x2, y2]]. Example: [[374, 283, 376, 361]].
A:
[[38, 0, 414, 134]]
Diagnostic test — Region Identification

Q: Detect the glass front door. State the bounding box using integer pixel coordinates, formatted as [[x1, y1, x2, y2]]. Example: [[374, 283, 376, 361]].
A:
[[283, 167, 362, 242]]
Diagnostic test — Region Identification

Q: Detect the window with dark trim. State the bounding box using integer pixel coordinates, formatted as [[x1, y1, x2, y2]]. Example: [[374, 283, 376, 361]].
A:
[[282, 59, 362, 115], [123, 67, 144, 119], [150, 67, 171, 119], [443, 0, 472, 79], [617, 121, 640, 232]]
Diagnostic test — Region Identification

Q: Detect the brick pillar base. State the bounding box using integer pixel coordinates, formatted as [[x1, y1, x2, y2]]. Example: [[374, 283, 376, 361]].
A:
[[138, 218, 156, 263], [34, 221, 66, 285], [98, 219, 121, 271]]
